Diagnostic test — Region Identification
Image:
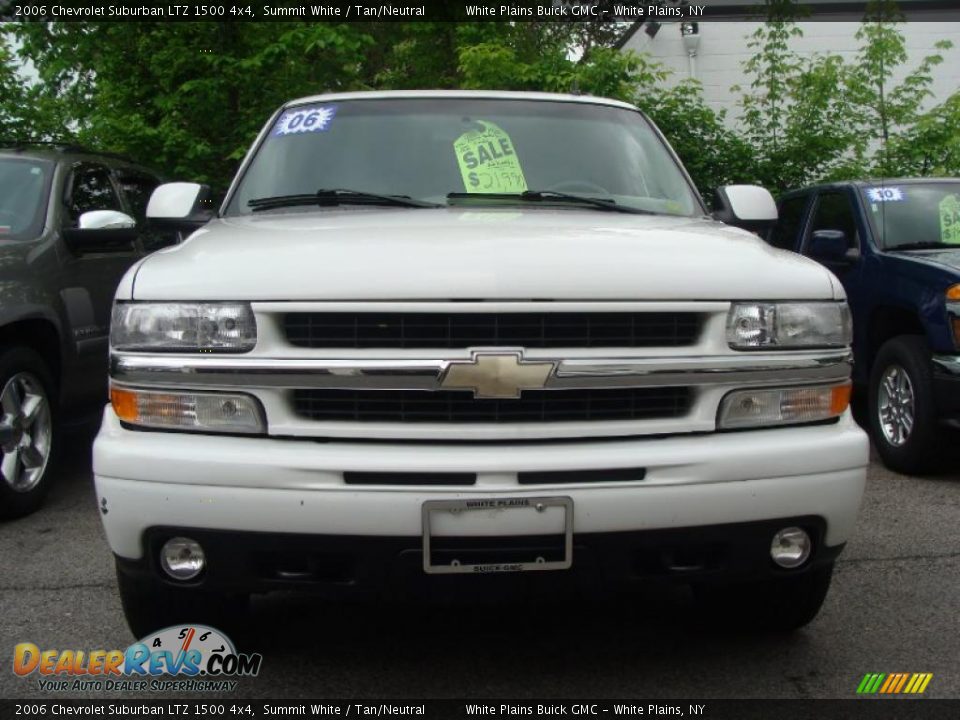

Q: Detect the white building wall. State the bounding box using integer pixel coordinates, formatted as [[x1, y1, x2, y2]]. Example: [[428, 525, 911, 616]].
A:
[[623, 20, 960, 125]]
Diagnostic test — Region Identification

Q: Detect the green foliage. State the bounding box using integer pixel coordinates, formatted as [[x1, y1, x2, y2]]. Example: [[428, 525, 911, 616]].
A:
[[9, 22, 375, 188], [885, 93, 960, 176], [638, 79, 758, 197], [843, 0, 951, 175], [737, 0, 804, 158], [0, 28, 64, 141], [2, 9, 958, 197], [736, 0, 958, 189], [735, 1, 855, 190], [0, 32, 24, 138]]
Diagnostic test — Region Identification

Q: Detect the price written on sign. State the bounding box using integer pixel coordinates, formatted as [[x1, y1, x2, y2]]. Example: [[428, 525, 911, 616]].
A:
[[454, 121, 528, 194], [941, 194, 960, 245]]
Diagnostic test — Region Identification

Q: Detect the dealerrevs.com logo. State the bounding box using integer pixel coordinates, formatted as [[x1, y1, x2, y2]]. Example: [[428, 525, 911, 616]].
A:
[[13, 625, 262, 693]]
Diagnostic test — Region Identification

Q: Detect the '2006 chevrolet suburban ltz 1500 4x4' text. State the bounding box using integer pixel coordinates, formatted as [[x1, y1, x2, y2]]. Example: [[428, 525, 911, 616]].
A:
[[93, 91, 869, 636]]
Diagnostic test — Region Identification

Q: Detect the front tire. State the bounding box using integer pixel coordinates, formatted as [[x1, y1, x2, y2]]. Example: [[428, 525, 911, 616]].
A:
[[0, 346, 58, 520], [116, 561, 249, 640], [695, 563, 834, 632], [869, 336, 943, 475]]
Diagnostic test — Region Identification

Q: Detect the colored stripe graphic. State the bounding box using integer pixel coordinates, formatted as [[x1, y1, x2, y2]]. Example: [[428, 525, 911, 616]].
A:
[[893, 674, 909, 693], [857, 673, 932, 694]]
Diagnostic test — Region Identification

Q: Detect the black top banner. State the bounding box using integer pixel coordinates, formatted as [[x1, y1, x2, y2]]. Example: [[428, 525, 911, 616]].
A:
[[2, 700, 960, 720], [1, 0, 958, 23]]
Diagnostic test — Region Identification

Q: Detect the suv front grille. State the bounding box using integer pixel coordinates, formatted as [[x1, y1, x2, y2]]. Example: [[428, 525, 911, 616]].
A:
[[283, 312, 703, 349], [293, 387, 692, 424]]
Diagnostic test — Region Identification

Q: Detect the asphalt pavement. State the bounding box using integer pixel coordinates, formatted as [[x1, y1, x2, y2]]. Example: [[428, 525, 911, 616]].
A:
[[1, 423, 958, 700]]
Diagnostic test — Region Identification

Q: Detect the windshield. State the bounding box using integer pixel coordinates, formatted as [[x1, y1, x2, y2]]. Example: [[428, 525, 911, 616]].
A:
[[862, 182, 960, 249], [0, 156, 52, 241], [226, 98, 702, 217]]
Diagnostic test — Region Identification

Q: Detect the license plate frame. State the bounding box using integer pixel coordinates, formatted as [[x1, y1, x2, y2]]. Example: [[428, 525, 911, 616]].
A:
[[421, 496, 573, 575]]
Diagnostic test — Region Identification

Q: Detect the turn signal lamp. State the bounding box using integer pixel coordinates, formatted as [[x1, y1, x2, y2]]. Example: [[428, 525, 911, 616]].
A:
[[718, 382, 851, 430], [111, 385, 265, 434]]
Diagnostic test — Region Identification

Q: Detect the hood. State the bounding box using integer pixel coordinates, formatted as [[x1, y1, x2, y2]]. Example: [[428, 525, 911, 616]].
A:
[[887, 247, 960, 275], [131, 208, 837, 301]]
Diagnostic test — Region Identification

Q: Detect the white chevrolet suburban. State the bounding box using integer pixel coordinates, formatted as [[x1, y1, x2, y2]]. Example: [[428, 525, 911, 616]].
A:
[[93, 91, 869, 637]]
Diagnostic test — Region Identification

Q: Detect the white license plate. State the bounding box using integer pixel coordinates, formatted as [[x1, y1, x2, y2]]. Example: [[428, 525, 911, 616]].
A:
[[421, 496, 573, 574]]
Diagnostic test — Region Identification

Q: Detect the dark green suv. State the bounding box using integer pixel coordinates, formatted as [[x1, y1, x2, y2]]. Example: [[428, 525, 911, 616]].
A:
[[0, 142, 175, 518]]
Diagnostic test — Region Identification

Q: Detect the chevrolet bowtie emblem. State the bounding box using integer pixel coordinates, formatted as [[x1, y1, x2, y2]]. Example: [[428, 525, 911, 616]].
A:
[[440, 352, 556, 399]]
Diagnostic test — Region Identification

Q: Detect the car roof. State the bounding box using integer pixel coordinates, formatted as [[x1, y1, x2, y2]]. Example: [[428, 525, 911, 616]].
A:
[[0, 142, 159, 175], [284, 89, 639, 111], [782, 177, 960, 198]]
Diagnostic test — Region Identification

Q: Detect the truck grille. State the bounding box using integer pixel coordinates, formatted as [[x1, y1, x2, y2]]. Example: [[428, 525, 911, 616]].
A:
[[293, 387, 692, 424], [283, 312, 703, 349]]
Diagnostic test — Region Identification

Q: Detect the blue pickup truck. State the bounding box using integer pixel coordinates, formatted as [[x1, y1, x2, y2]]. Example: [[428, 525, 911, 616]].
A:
[[767, 178, 960, 474]]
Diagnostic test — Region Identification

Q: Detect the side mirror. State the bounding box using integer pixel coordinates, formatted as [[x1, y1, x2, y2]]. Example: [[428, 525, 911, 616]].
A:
[[79, 209, 136, 230], [712, 185, 778, 232], [808, 229, 860, 264], [63, 210, 138, 253], [146, 182, 215, 231]]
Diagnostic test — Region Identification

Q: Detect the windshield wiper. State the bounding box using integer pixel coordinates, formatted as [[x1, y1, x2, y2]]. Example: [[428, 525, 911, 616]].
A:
[[249, 189, 442, 212], [446, 190, 656, 215], [887, 241, 955, 251]]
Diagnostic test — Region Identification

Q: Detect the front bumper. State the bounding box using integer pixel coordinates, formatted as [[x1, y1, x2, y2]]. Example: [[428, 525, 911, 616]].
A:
[[932, 354, 960, 424], [116, 519, 844, 598], [94, 408, 868, 589]]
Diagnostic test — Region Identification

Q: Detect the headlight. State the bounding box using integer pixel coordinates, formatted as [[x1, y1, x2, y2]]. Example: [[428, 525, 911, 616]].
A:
[[718, 382, 851, 430], [947, 285, 960, 348], [111, 385, 265, 434], [726, 302, 851, 349], [111, 302, 256, 352]]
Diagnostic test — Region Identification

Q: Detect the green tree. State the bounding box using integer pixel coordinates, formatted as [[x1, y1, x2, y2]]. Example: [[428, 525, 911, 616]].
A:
[[844, 0, 952, 176], [734, 1, 853, 190], [640, 79, 758, 198], [737, 3, 802, 157], [885, 93, 960, 176], [734, 0, 955, 189], [0, 31, 25, 138], [457, 33, 750, 195], [10, 22, 375, 188], [10, 12, 954, 199]]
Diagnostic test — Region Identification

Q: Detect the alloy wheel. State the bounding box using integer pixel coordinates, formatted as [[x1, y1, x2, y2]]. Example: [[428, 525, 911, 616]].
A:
[[0, 372, 53, 492], [877, 364, 915, 447]]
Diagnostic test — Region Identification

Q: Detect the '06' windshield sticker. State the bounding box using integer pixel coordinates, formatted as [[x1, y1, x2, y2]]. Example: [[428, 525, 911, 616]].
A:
[[941, 194, 960, 245], [272, 105, 338, 137], [454, 120, 527, 194], [866, 187, 905, 203]]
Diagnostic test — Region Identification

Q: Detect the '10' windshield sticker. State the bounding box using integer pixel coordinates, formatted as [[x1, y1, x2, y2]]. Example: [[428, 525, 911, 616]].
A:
[[866, 187, 905, 203], [272, 105, 338, 137]]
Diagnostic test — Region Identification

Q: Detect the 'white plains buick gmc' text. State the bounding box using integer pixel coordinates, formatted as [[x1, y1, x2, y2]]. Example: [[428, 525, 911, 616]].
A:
[[93, 91, 868, 636]]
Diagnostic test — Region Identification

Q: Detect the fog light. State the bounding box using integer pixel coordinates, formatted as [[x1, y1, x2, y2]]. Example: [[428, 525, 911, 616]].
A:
[[770, 527, 811, 568], [160, 537, 206, 580]]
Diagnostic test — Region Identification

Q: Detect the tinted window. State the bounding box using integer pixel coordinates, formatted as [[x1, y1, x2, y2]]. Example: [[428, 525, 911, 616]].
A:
[[768, 195, 807, 251], [67, 164, 121, 224], [0, 157, 52, 241], [809, 192, 858, 249], [227, 98, 702, 218], [117, 171, 158, 220], [117, 170, 177, 252], [860, 182, 960, 249]]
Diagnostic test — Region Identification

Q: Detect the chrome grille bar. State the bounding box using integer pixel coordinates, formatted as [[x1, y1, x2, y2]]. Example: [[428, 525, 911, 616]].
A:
[[111, 351, 853, 390]]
